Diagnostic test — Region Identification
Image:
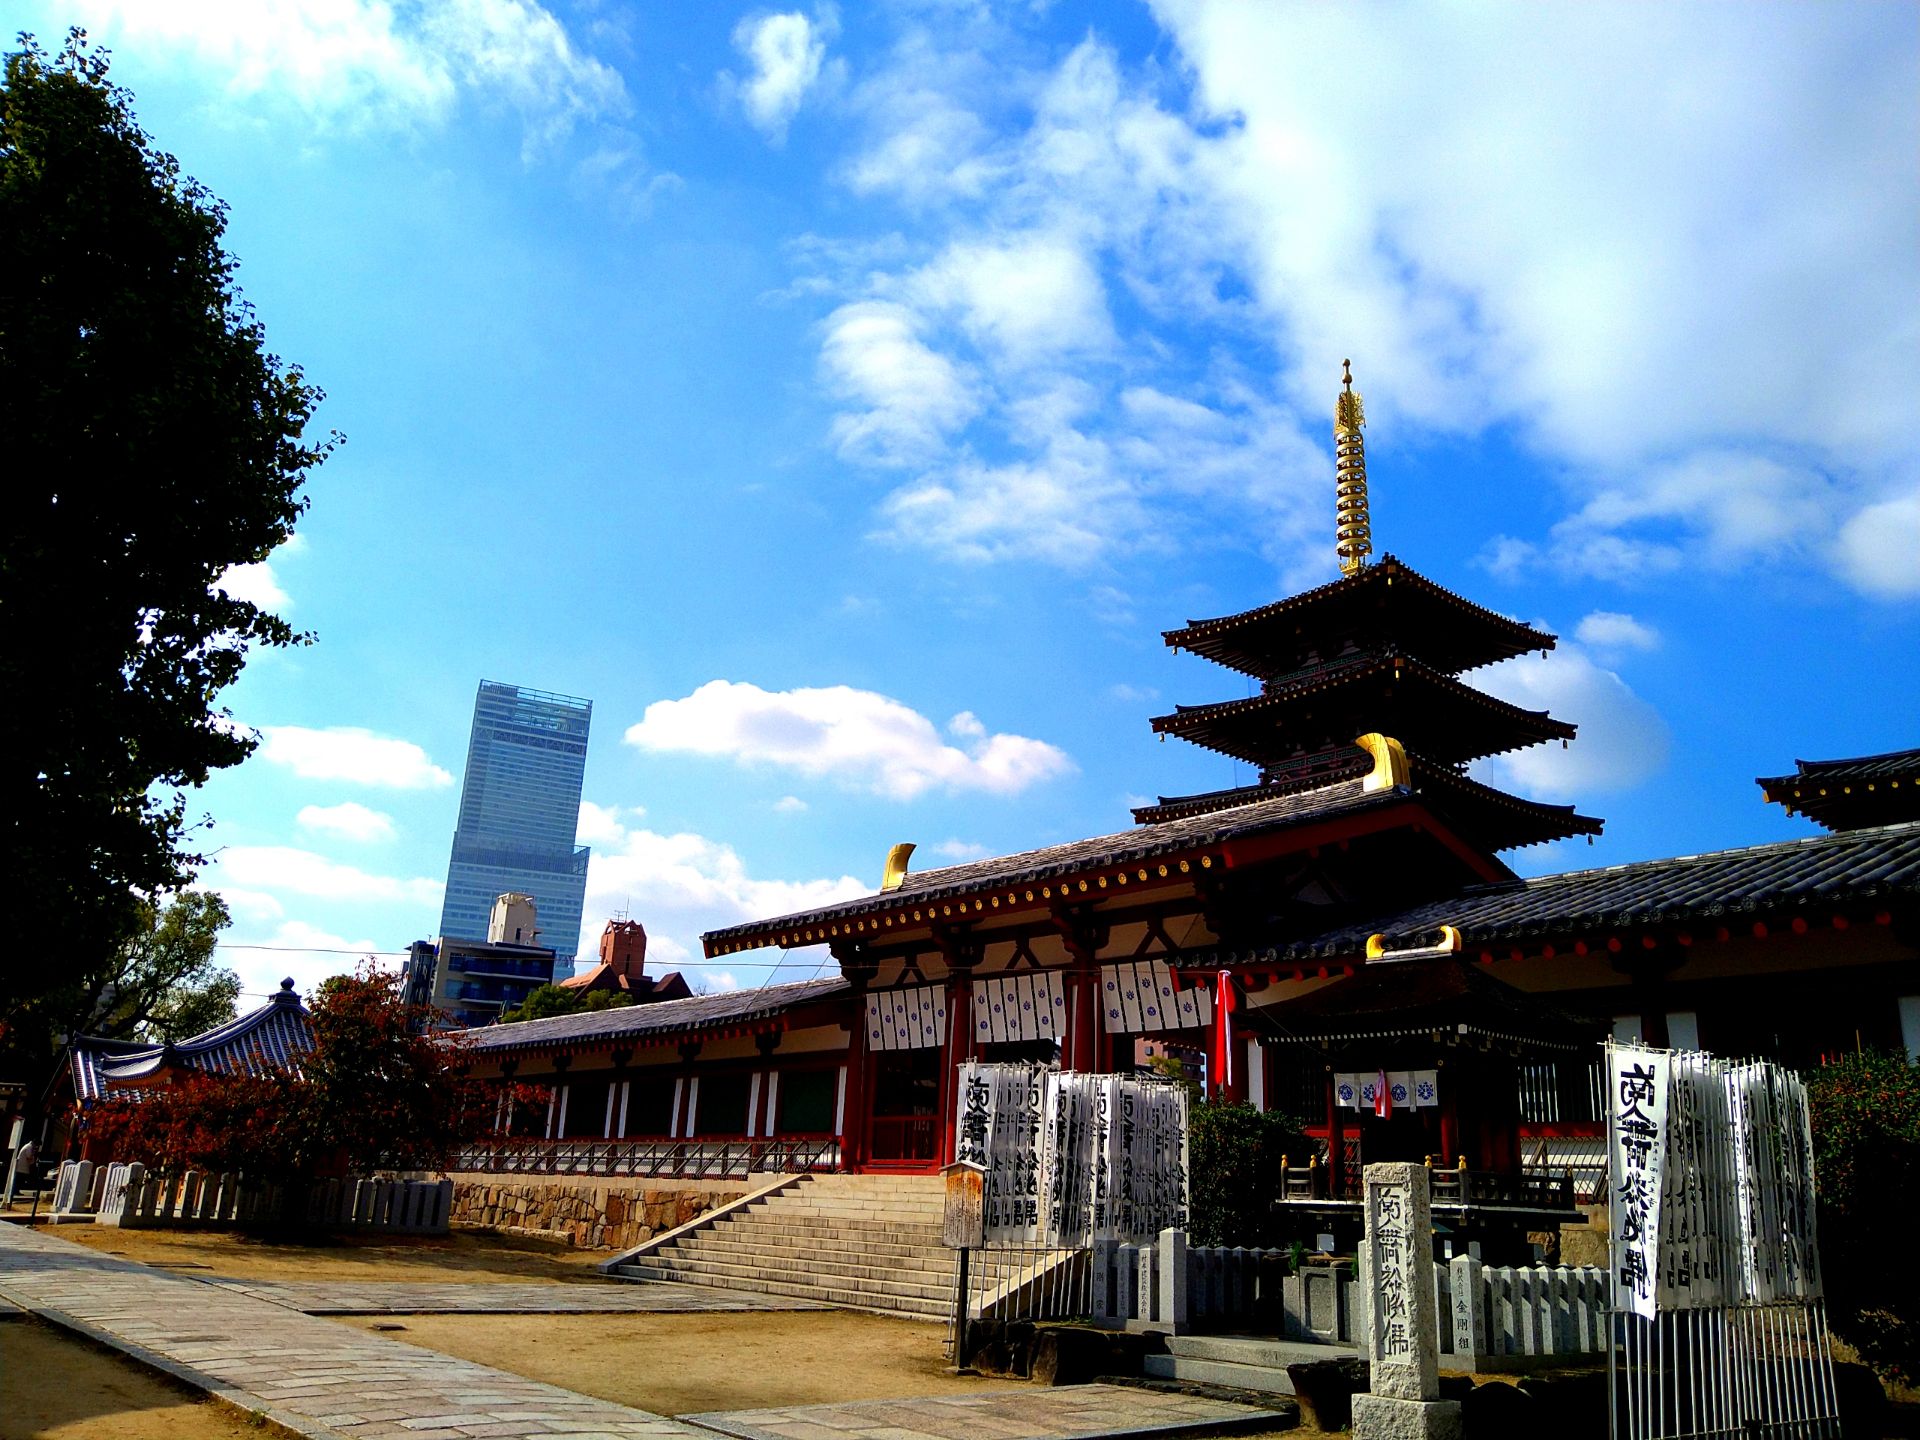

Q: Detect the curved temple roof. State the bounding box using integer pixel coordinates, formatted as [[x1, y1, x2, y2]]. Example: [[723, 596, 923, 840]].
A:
[[69, 979, 314, 1102], [1163, 556, 1554, 679], [1203, 819, 1920, 966]]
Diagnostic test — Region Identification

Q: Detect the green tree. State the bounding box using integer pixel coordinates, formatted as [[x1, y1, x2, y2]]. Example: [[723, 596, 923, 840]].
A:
[[1808, 1050, 1920, 1382], [499, 983, 635, 1024], [82, 891, 240, 1043], [1186, 1100, 1310, 1248], [0, 32, 333, 1052]]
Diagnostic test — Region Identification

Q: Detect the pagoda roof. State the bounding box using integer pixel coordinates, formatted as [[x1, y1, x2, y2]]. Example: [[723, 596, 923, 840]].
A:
[[69, 980, 314, 1101], [1150, 654, 1575, 768], [1758, 746, 1920, 832], [1249, 955, 1603, 1054], [1133, 749, 1601, 852], [705, 776, 1420, 956], [1164, 556, 1553, 680], [1204, 819, 1920, 966]]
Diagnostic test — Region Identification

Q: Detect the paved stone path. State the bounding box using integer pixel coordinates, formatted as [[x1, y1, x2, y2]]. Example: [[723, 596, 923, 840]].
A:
[[0, 1224, 1286, 1440], [207, 1278, 825, 1315], [685, 1386, 1284, 1440], [0, 1222, 701, 1439]]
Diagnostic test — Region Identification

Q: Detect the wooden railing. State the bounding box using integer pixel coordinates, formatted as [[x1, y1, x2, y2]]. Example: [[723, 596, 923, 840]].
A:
[[1275, 1152, 1575, 1211], [454, 1136, 841, 1179]]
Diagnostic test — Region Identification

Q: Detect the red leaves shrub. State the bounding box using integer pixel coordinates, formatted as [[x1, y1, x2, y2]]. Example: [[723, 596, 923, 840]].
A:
[[81, 965, 493, 1184]]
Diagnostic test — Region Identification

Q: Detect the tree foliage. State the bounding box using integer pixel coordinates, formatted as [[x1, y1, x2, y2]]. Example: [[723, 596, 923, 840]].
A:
[[1186, 1100, 1310, 1248], [84, 967, 491, 1187], [80, 891, 239, 1044], [0, 32, 332, 1046], [1808, 1049, 1920, 1382], [499, 983, 636, 1024]]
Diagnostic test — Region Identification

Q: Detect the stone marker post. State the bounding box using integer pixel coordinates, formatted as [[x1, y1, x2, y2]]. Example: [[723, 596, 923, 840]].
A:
[[1351, 1162, 1462, 1440]]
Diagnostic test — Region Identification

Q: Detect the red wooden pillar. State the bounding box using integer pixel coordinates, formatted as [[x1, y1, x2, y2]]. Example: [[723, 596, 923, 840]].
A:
[[1066, 961, 1101, 1072], [842, 995, 870, 1171], [1439, 1071, 1460, 1166], [1327, 1072, 1345, 1198], [939, 969, 974, 1165]]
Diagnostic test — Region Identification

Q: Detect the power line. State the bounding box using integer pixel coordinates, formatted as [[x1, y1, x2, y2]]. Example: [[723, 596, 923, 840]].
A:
[[213, 941, 832, 969]]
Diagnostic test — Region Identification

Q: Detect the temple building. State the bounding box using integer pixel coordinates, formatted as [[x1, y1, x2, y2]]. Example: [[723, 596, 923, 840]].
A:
[[456, 367, 1920, 1224]]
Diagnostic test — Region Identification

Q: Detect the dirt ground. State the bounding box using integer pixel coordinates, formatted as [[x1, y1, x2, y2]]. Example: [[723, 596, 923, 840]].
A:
[[0, 1319, 265, 1440], [44, 1221, 606, 1283], [339, 1308, 1019, 1416]]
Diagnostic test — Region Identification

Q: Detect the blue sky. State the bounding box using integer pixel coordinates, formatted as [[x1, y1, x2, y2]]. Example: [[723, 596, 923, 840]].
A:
[[24, 1, 1918, 1002]]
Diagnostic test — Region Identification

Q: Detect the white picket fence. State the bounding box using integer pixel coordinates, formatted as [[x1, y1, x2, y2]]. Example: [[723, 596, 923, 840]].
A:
[[87, 1160, 451, 1234], [1091, 1229, 1609, 1365]]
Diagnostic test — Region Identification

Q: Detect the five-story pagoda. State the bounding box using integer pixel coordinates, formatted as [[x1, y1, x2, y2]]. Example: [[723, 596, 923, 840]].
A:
[[1137, 362, 1603, 857]]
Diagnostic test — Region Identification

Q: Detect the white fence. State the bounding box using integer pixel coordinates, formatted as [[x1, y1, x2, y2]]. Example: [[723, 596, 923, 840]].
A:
[[88, 1161, 451, 1234], [1091, 1229, 1609, 1366]]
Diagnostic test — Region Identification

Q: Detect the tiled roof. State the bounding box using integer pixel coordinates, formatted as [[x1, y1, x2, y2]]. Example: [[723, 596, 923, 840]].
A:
[[1251, 957, 1604, 1052], [1162, 555, 1554, 678], [704, 778, 1404, 953], [461, 976, 850, 1054], [1758, 747, 1920, 831], [1132, 751, 1602, 852], [1764, 747, 1920, 784], [1149, 654, 1576, 767], [1210, 820, 1920, 965], [70, 981, 315, 1101]]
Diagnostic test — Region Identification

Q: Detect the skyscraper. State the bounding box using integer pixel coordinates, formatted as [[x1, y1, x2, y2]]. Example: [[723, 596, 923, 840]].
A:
[[439, 681, 592, 969]]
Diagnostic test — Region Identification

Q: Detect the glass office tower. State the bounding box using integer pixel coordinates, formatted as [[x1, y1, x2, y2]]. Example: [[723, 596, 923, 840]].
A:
[[438, 682, 592, 968]]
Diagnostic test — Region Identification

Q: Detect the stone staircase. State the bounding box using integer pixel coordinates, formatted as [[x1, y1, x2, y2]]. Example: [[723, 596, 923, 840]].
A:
[[1143, 1335, 1362, 1396], [607, 1173, 956, 1321]]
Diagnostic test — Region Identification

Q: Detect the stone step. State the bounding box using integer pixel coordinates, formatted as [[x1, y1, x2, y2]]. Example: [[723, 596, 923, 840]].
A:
[[1143, 1353, 1298, 1396], [711, 1214, 943, 1242], [615, 1262, 952, 1319], [714, 1221, 944, 1244], [1166, 1336, 1360, 1369], [634, 1251, 957, 1299], [687, 1228, 956, 1274], [764, 1196, 947, 1214]]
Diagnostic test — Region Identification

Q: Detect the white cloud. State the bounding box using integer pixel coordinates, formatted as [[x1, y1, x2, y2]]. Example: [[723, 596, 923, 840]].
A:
[[1574, 612, 1660, 657], [211, 845, 444, 905], [577, 799, 644, 845], [625, 680, 1074, 800], [214, 561, 290, 611], [729, 9, 833, 142], [801, 8, 1918, 595], [1474, 643, 1671, 800], [295, 801, 397, 842], [71, 0, 626, 143], [1834, 489, 1920, 599], [912, 233, 1112, 366], [1108, 683, 1160, 704], [576, 807, 870, 977], [821, 301, 980, 465], [773, 795, 809, 813], [256, 726, 453, 788], [931, 838, 990, 862]]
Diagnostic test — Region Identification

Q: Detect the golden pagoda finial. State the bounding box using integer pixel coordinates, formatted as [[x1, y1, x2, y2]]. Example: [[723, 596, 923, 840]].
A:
[[1334, 359, 1372, 576]]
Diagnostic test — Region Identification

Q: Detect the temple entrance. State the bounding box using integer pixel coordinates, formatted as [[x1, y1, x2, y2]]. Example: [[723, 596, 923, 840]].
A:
[[866, 1048, 941, 1167]]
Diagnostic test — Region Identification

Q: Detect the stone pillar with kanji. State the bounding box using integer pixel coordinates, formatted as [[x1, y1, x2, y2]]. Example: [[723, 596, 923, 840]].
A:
[[1352, 1162, 1462, 1440]]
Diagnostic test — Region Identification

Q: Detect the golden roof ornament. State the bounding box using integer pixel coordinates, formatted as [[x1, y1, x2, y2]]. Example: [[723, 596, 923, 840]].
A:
[[1335, 358, 1372, 577]]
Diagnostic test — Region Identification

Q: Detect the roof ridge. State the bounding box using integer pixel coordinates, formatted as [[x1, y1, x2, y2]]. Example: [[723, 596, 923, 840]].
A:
[[1513, 817, 1920, 891]]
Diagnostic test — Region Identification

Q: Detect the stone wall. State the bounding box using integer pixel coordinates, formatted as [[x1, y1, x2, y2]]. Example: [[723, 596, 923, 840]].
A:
[[446, 1172, 748, 1251]]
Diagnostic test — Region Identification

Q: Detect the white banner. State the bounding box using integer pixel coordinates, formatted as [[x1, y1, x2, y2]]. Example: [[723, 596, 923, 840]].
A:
[[974, 971, 1065, 1045], [1607, 1042, 1670, 1319], [956, 1061, 1187, 1246], [1335, 1071, 1439, 1111], [864, 984, 948, 1052], [1100, 960, 1212, 1033]]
